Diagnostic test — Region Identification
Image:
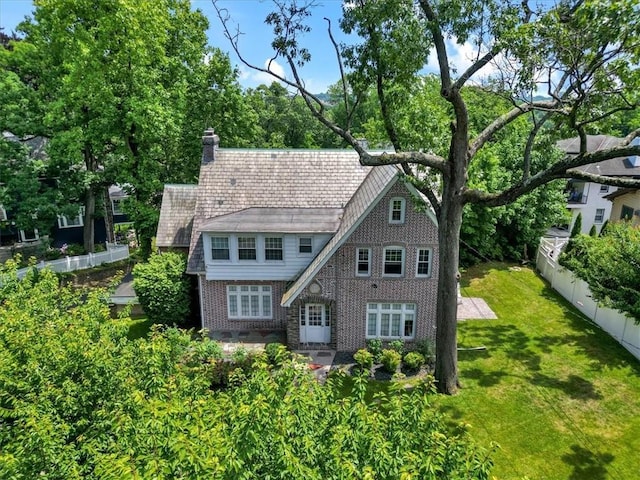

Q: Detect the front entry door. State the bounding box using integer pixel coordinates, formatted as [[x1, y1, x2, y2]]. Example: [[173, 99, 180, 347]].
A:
[[300, 303, 330, 344]]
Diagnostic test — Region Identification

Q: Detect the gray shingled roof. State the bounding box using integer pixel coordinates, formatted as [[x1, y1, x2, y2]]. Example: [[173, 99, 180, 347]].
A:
[[558, 135, 640, 177], [156, 184, 198, 248], [199, 207, 343, 233], [281, 164, 401, 306], [187, 149, 373, 272]]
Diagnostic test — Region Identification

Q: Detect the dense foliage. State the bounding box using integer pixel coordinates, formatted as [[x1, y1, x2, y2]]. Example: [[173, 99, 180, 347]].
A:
[[133, 252, 190, 325], [559, 222, 640, 322], [0, 264, 493, 479]]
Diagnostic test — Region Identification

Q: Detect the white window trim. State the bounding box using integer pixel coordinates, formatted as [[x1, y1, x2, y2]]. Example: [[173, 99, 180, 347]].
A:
[[298, 236, 313, 255], [226, 285, 273, 319], [355, 247, 371, 277], [415, 247, 433, 278], [382, 246, 405, 277], [594, 208, 605, 224], [211, 236, 231, 261], [264, 236, 284, 262], [237, 236, 258, 261], [111, 198, 124, 215], [388, 197, 406, 224], [366, 303, 416, 340], [299, 303, 331, 327], [19, 229, 39, 242], [58, 207, 85, 229]]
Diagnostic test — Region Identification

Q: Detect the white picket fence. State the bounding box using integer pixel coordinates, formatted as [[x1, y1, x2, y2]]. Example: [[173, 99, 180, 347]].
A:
[[537, 237, 640, 361], [15, 243, 130, 279]]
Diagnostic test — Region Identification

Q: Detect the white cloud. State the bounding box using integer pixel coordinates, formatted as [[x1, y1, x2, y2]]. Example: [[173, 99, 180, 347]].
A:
[[425, 37, 501, 83], [239, 59, 288, 88]]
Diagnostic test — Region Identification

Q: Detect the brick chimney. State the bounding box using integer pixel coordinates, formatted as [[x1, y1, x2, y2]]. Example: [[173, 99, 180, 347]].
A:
[[201, 128, 219, 165]]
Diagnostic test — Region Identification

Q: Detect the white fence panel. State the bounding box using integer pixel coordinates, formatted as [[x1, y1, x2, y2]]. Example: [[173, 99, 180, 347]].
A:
[[594, 306, 627, 341], [536, 238, 640, 362], [14, 244, 129, 279], [572, 278, 599, 319], [553, 268, 575, 303]]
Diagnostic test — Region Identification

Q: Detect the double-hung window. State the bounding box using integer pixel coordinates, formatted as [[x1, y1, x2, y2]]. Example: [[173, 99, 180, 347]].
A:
[[366, 303, 415, 339], [356, 248, 371, 276], [265, 237, 283, 261], [227, 285, 272, 319], [416, 248, 432, 277], [211, 237, 230, 260], [389, 197, 406, 224], [383, 246, 404, 276], [238, 237, 257, 260], [594, 208, 605, 224], [298, 237, 313, 254], [58, 207, 85, 229]]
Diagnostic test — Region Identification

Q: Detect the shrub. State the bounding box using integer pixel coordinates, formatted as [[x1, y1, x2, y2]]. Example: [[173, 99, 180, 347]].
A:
[[388, 339, 405, 355], [403, 351, 425, 371], [132, 252, 190, 325], [366, 338, 383, 362], [264, 342, 290, 366], [354, 348, 374, 371], [380, 349, 402, 373], [416, 338, 435, 362]]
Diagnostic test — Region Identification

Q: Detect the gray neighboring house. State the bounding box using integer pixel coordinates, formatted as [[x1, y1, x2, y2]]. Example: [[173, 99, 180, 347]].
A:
[[157, 129, 439, 351]]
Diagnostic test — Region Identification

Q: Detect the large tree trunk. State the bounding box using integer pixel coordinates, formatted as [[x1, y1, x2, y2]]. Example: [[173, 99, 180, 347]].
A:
[[83, 187, 95, 253], [103, 187, 115, 244], [434, 182, 464, 394], [82, 145, 97, 253]]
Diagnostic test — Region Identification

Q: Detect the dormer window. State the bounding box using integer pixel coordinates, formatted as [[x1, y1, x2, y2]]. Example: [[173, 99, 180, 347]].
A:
[[211, 237, 230, 260], [238, 237, 257, 260], [389, 197, 405, 224], [265, 237, 283, 261]]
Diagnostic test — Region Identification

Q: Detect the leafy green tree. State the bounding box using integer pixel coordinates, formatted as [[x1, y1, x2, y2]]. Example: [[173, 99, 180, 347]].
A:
[[245, 82, 340, 148], [6, 0, 249, 255], [216, 0, 640, 393], [560, 222, 640, 322], [133, 252, 190, 325], [0, 262, 493, 478], [570, 212, 583, 238]]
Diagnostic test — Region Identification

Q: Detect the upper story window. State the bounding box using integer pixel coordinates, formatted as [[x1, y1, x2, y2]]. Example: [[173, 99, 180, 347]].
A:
[[594, 208, 605, 224], [112, 198, 124, 215], [389, 197, 406, 224], [211, 237, 230, 260], [238, 237, 257, 260], [265, 237, 283, 261], [599, 185, 610, 193], [298, 237, 313, 254], [58, 207, 85, 229], [356, 247, 371, 277], [416, 248, 433, 277], [383, 246, 404, 276]]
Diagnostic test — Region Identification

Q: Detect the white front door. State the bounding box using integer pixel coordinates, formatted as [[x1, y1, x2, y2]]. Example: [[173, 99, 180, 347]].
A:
[[300, 303, 330, 344]]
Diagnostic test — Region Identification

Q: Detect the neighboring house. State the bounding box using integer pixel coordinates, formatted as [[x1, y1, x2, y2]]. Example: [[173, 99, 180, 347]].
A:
[[558, 135, 640, 235], [157, 129, 439, 351], [604, 188, 640, 227], [1, 132, 130, 248]]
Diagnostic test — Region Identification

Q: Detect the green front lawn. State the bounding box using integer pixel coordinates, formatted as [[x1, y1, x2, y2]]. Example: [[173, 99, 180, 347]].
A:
[[435, 263, 640, 479]]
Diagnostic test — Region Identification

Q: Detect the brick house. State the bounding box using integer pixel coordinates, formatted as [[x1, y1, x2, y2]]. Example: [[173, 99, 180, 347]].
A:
[[156, 129, 439, 351]]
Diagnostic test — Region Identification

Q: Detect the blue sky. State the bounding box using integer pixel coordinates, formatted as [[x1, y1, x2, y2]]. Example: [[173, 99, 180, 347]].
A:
[[0, 0, 349, 93]]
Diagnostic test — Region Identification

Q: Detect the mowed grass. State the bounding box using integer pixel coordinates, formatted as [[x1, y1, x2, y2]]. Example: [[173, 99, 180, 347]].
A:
[[434, 263, 640, 479]]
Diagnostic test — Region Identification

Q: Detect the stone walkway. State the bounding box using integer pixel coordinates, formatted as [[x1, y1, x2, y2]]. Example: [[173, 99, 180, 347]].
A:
[[457, 297, 497, 320]]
